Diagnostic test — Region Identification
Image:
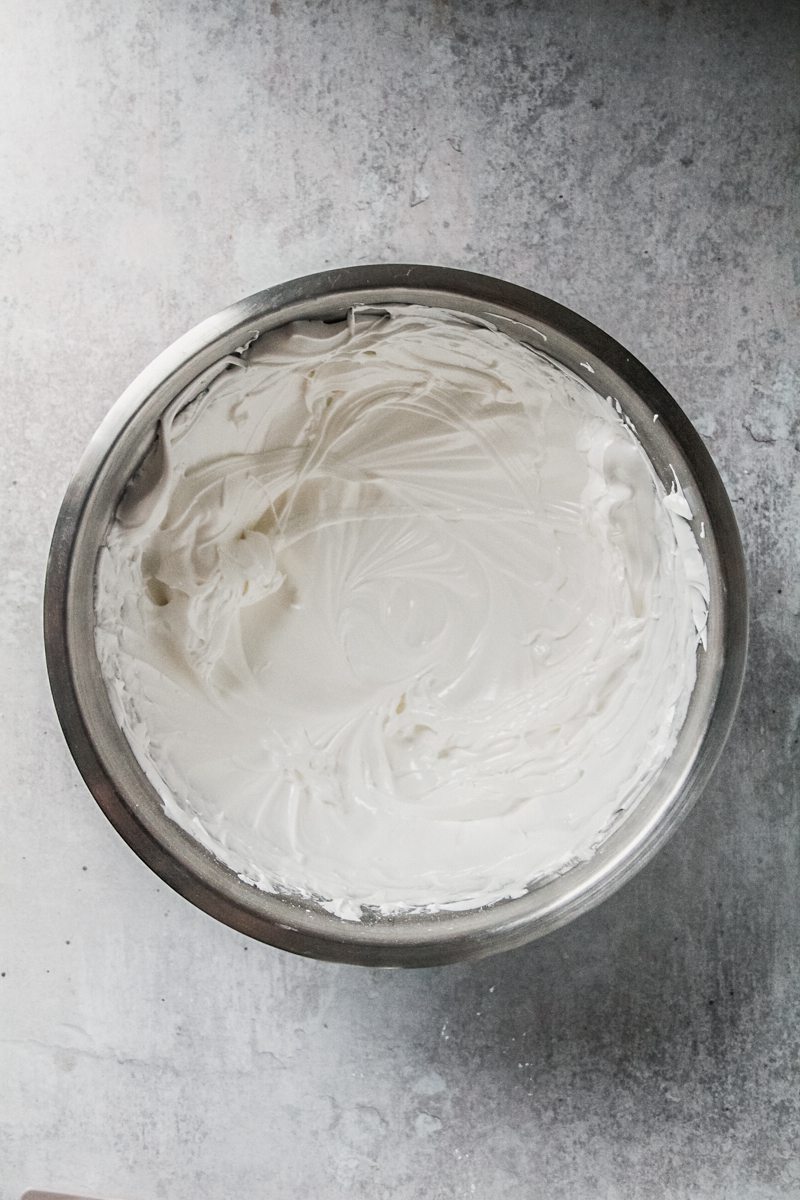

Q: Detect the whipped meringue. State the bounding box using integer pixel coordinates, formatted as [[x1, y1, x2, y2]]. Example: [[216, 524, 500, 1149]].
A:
[[95, 306, 708, 919]]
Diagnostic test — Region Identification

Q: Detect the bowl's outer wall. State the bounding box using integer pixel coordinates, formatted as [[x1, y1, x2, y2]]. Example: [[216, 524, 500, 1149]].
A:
[[44, 265, 748, 966]]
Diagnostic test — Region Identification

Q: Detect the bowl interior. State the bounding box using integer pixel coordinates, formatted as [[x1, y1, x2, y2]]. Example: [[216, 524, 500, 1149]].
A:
[[45, 265, 747, 965]]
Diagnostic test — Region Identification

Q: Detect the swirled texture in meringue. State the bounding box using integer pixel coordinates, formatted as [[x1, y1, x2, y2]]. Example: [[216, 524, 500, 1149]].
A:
[[95, 306, 709, 919]]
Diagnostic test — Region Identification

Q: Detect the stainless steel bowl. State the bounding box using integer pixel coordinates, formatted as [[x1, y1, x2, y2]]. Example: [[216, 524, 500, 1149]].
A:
[[44, 265, 748, 966]]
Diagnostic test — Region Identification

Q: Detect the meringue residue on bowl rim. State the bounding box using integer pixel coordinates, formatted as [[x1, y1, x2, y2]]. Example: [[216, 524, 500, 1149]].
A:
[[94, 305, 709, 920]]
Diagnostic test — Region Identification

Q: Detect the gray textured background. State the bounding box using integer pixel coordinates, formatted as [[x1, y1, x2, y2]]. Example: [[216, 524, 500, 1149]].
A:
[[1, 1, 798, 1197]]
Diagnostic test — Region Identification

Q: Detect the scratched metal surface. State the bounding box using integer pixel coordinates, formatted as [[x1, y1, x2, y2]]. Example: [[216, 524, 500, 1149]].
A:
[[1, 1, 798, 1197]]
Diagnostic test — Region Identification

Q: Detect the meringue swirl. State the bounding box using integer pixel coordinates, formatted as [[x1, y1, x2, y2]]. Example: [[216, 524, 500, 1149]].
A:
[[95, 306, 708, 919]]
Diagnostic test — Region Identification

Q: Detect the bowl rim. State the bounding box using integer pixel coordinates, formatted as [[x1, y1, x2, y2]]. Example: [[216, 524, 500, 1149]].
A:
[[43, 263, 748, 966]]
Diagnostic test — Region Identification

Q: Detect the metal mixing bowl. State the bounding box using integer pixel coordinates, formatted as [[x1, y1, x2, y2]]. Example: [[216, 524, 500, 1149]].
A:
[[44, 265, 747, 966]]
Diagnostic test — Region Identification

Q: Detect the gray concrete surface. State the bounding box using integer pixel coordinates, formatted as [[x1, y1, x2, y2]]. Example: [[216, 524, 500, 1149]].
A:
[[1, 0, 798, 1196]]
